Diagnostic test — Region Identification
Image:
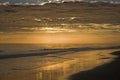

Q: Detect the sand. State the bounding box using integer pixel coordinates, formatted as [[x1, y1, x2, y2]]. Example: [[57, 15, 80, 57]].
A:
[[69, 51, 120, 80], [0, 48, 120, 80]]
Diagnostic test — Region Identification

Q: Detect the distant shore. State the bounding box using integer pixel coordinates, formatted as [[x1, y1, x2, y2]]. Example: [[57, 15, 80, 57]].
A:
[[69, 51, 120, 80]]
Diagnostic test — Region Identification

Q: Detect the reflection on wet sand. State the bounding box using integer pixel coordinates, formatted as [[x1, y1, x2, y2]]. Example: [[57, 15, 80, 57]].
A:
[[0, 49, 119, 80], [0, 58, 79, 80], [35, 50, 117, 80], [36, 59, 77, 80]]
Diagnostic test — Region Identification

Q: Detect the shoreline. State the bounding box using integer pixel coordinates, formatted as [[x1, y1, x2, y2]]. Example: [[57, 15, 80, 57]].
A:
[[0, 49, 119, 80], [0, 46, 120, 59], [69, 51, 120, 80]]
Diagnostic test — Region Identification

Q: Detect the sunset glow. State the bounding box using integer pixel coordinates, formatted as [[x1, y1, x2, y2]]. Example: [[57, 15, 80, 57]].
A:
[[0, 2, 120, 80], [0, 31, 120, 44]]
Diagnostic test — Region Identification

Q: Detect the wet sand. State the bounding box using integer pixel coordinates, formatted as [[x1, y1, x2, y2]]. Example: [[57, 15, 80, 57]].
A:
[[69, 51, 120, 80], [0, 48, 120, 80]]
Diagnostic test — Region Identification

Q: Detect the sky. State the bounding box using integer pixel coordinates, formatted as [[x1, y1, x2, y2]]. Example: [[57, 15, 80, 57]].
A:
[[0, 0, 120, 4], [0, 26, 120, 44], [0, 0, 120, 44]]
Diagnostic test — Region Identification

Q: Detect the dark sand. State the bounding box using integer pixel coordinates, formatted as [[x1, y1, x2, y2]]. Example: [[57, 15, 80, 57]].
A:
[[69, 51, 120, 80]]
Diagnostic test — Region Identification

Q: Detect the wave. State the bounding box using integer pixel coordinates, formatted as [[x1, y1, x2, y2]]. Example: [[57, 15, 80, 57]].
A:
[[0, 46, 120, 60]]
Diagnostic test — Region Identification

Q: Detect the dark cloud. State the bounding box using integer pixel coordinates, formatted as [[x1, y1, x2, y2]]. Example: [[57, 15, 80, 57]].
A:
[[0, 0, 37, 4]]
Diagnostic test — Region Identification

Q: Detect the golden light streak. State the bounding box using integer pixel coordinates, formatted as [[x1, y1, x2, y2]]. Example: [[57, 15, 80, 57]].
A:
[[22, 27, 76, 33], [0, 32, 120, 44]]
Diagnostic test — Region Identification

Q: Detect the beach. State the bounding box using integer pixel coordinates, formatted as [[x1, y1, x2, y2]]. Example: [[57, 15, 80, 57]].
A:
[[69, 51, 120, 80], [0, 45, 120, 80]]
